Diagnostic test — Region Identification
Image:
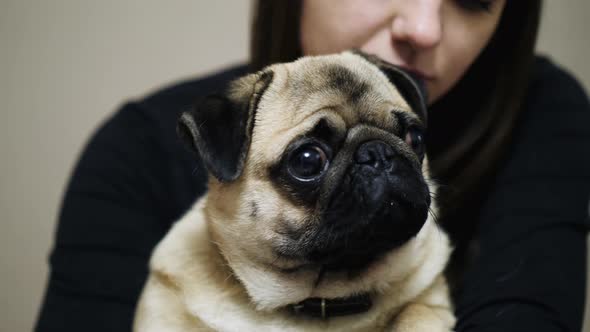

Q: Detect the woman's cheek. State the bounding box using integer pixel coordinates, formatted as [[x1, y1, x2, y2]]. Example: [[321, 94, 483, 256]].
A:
[[301, 0, 393, 55], [429, 26, 497, 102]]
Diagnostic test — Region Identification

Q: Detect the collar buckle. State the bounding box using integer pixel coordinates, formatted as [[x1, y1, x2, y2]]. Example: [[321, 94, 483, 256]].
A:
[[290, 294, 372, 319]]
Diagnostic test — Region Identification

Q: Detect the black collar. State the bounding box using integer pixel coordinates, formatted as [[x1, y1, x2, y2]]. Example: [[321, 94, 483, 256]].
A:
[[289, 294, 372, 319]]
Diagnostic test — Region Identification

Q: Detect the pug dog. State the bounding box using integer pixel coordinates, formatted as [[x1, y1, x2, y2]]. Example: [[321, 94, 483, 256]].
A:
[[133, 50, 455, 332]]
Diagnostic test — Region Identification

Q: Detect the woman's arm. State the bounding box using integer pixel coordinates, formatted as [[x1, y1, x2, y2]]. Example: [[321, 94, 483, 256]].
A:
[[455, 59, 590, 332], [34, 67, 245, 332], [34, 102, 206, 331]]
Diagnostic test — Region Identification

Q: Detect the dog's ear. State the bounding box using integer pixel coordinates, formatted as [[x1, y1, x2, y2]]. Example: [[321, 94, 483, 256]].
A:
[[352, 50, 428, 125], [177, 70, 274, 182]]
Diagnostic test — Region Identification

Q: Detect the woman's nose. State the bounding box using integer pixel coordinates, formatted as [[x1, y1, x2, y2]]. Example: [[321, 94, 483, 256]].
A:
[[390, 0, 443, 50]]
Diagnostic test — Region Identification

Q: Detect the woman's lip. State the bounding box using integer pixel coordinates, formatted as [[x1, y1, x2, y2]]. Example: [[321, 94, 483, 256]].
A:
[[398, 66, 435, 81]]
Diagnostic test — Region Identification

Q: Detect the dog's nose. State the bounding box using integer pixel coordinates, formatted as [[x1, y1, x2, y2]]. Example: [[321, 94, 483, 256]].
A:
[[355, 141, 396, 171]]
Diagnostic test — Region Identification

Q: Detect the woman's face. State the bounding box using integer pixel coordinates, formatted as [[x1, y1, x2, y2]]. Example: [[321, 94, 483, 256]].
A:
[[300, 0, 506, 104]]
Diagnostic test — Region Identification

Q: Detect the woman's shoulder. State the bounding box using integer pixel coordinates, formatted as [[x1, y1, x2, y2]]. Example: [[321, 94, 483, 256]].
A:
[[526, 55, 589, 115], [73, 65, 250, 219], [134, 64, 250, 131], [496, 56, 590, 221], [139, 64, 250, 113], [515, 56, 590, 147], [105, 64, 250, 157]]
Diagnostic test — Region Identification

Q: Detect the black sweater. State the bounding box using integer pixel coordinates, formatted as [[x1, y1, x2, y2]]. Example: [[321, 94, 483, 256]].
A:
[[35, 57, 590, 331]]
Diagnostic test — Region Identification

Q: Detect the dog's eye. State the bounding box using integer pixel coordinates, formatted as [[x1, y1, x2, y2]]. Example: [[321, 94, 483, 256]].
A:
[[287, 144, 329, 181], [405, 127, 425, 159]]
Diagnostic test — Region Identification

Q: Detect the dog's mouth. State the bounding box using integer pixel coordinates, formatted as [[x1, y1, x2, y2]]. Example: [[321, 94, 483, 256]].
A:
[[309, 194, 428, 272], [272, 197, 430, 274]]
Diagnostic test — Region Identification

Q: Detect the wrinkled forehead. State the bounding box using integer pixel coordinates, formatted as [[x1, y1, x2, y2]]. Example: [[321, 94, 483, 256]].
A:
[[282, 53, 411, 124], [249, 53, 415, 165]]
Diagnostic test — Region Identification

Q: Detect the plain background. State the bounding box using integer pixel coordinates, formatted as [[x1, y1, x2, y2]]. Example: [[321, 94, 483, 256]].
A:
[[1, 1, 589, 331]]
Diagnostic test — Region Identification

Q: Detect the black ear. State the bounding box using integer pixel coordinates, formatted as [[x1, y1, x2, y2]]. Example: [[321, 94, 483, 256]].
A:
[[352, 50, 428, 125], [177, 71, 274, 182]]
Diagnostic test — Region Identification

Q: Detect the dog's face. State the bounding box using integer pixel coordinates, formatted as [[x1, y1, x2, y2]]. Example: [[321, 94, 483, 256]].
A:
[[179, 51, 433, 309]]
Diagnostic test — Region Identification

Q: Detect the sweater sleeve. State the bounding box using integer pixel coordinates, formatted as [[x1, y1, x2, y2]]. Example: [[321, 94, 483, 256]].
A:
[[33, 66, 244, 332], [34, 102, 206, 332], [455, 60, 590, 331]]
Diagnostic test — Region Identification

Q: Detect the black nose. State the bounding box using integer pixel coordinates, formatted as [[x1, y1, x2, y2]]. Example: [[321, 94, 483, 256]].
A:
[[355, 140, 396, 171]]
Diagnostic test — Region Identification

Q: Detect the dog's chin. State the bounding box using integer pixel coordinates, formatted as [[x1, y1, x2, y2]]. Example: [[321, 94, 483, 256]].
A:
[[223, 196, 435, 311], [272, 196, 430, 274], [242, 217, 437, 309]]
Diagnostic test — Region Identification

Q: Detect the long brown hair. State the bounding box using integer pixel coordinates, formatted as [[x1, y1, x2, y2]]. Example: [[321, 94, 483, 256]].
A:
[[250, 0, 543, 233]]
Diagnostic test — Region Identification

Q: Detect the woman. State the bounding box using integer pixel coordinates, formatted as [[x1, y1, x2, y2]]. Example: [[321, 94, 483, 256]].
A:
[[35, 0, 590, 331]]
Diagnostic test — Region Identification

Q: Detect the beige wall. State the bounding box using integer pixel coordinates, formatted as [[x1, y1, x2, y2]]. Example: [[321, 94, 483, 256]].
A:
[[538, 1, 590, 90], [1, 1, 251, 331], [0, 1, 588, 331]]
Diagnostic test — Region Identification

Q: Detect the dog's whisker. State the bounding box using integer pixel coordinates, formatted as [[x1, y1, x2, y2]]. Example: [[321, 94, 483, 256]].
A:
[[427, 207, 448, 246], [428, 207, 441, 228]]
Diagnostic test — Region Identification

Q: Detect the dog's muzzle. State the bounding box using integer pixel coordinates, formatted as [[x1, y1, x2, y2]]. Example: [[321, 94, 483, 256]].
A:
[[304, 129, 431, 271]]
